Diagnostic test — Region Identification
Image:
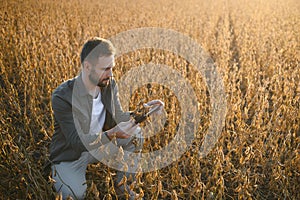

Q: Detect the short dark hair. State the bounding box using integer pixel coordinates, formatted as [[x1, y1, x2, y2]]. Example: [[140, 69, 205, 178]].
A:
[[80, 37, 116, 65]]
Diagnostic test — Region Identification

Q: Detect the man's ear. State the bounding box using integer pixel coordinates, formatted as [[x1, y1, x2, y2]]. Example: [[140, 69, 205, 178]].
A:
[[83, 61, 91, 71]]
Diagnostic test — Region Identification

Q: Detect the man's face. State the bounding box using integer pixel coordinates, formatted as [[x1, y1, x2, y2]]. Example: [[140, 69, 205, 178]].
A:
[[88, 55, 115, 87]]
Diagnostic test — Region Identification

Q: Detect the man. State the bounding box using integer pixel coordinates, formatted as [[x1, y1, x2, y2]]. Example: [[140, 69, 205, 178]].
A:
[[49, 37, 163, 199]]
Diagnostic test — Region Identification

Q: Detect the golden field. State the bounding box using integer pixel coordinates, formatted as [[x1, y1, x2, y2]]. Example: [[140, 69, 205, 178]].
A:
[[0, 0, 299, 199]]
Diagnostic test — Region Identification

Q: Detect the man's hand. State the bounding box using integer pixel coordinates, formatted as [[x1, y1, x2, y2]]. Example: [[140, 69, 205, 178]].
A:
[[144, 99, 165, 115], [106, 119, 138, 140]]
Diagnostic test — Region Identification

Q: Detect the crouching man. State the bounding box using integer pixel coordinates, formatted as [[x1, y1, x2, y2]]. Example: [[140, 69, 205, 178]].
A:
[[49, 37, 163, 199]]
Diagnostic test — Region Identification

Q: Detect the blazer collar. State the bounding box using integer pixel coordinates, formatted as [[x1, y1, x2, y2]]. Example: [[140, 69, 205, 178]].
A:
[[75, 73, 90, 97]]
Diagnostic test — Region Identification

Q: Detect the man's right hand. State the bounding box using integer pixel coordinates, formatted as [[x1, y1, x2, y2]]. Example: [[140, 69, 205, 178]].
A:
[[106, 119, 138, 140]]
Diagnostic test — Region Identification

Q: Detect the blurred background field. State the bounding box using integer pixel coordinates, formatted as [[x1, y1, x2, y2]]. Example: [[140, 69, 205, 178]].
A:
[[0, 0, 299, 199]]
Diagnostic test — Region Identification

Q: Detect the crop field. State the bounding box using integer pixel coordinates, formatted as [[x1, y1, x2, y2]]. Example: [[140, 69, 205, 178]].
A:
[[0, 0, 299, 199]]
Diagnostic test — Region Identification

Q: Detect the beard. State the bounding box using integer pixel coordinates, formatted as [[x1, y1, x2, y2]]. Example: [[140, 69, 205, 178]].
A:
[[89, 69, 110, 88], [97, 78, 110, 87]]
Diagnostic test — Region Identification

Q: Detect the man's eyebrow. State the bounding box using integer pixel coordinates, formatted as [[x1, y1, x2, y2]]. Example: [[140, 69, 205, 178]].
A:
[[102, 61, 114, 69]]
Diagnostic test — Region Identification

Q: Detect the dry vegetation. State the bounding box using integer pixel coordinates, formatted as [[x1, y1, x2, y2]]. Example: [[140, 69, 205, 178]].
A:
[[0, 0, 299, 199]]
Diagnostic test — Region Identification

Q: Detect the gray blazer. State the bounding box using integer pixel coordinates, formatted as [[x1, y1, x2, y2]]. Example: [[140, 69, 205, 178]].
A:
[[49, 74, 130, 163]]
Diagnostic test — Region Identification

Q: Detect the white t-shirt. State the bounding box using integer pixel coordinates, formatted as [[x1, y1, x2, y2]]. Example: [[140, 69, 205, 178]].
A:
[[89, 91, 106, 135]]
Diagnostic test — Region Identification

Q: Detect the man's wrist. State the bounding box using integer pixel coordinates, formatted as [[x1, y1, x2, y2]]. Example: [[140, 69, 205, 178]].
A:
[[104, 131, 110, 140], [104, 131, 115, 140]]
